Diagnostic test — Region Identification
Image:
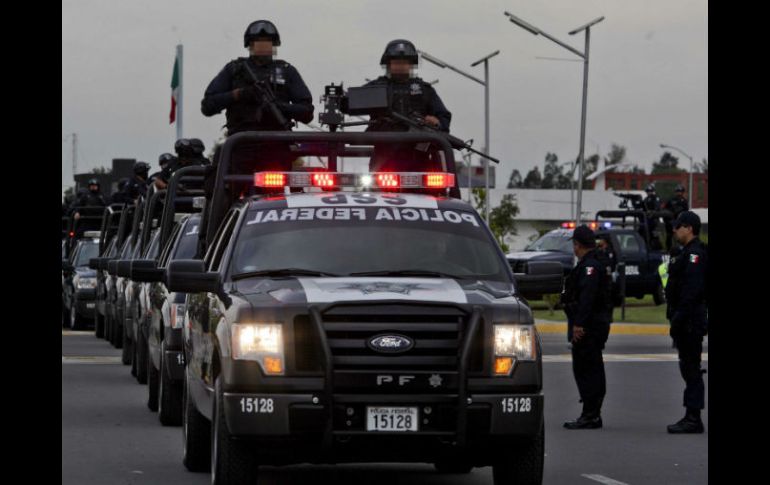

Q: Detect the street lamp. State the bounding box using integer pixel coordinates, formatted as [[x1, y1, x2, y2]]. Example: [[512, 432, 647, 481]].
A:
[[419, 49, 499, 222], [659, 143, 694, 204], [503, 11, 604, 226]]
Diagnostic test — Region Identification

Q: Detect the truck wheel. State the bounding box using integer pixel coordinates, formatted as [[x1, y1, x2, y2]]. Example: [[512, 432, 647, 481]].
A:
[[492, 422, 544, 485], [122, 324, 132, 365], [434, 461, 473, 473], [147, 349, 159, 411], [211, 377, 257, 485], [136, 332, 148, 384], [183, 367, 211, 472], [95, 310, 105, 338], [159, 342, 183, 426], [105, 313, 112, 342]]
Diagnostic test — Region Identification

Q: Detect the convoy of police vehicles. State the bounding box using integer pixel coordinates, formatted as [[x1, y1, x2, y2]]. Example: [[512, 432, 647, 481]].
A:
[[63, 114, 663, 484]]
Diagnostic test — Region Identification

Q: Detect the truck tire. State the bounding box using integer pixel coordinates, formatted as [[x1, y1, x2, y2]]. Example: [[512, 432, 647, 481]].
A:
[[211, 377, 257, 485], [135, 332, 148, 384], [492, 422, 544, 485], [183, 367, 211, 472], [147, 349, 159, 411], [95, 310, 105, 338], [122, 324, 132, 366], [158, 342, 183, 426]]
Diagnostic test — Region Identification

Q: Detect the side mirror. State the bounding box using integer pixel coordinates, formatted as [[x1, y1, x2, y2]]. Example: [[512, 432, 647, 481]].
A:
[[167, 259, 220, 294], [107, 260, 118, 276], [130, 259, 163, 283], [514, 261, 564, 301], [117, 260, 132, 278]]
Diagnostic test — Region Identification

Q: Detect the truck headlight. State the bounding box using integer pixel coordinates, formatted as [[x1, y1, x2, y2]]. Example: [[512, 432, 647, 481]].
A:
[[75, 277, 97, 290], [493, 325, 537, 376], [231, 323, 284, 375]]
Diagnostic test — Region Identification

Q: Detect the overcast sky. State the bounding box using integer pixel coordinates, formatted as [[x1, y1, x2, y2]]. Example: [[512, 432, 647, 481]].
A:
[[62, 0, 707, 193]]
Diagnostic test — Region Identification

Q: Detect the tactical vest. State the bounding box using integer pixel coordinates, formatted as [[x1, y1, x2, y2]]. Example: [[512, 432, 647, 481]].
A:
[[226, 57, 291, 133], [368, 76, 431, 131]]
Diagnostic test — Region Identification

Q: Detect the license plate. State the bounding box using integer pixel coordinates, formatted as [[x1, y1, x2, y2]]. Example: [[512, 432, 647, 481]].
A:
[[86, 303, 95, 309], [625, 265, 639, 275], [366, 406, 418, 432]]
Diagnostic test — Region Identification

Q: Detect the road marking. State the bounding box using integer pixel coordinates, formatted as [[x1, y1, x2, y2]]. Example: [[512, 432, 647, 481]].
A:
[[62, 356, 122, 364], [61, 330, 93, 336], [582, 474, 630, 485], [544, 353, 708, 363]]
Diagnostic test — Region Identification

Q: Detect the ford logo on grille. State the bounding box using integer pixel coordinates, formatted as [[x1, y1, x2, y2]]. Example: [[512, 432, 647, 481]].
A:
[[368, 334, 414, 354]]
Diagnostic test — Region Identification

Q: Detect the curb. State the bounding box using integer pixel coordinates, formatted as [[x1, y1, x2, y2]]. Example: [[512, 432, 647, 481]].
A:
[[535, 321, 670, 336]]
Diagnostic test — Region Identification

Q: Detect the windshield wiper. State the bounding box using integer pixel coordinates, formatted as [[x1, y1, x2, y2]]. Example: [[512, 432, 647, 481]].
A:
[[348, 269, 465, 279], [231, 268, 340, 280]]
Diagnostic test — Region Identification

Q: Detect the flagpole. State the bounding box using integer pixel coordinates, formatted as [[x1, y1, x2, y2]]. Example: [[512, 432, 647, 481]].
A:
[[176, 44, 183, 140]]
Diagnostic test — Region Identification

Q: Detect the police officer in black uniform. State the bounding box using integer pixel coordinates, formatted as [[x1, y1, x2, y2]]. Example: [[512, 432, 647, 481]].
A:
[[663, 184, 689, 250], [150, 153, 176, 190], [122, 162, 150, 202], [561, 225, 613, 429], [110, 178, 131, 204], [642, 183, 663, 250], [69, 178, 106, 216], [665, 211, 707, 433], [364, 39, 452, 172], [201, 20, 313, 177]]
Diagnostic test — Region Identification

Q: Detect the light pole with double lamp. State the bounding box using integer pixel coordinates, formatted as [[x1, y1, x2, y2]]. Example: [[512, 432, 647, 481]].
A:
[[418, 49, 499, 222], [503, 11, 604, 226]]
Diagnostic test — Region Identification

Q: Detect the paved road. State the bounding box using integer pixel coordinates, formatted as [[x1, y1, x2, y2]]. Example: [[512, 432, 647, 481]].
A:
[[63, 330, 708, 485]]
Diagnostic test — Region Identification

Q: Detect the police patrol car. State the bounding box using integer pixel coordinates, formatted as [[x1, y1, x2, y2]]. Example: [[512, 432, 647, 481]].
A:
[[169, 163, 560, 484]]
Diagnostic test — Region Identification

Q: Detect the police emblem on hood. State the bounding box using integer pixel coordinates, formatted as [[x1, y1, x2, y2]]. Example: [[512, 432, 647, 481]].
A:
[[340, 282, 423, 295]]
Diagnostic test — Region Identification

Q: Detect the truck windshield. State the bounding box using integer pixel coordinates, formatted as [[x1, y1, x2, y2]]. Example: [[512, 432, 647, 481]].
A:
[[230, 205, 510, 283]]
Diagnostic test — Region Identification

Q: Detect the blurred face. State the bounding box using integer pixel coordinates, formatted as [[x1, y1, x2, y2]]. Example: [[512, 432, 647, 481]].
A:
[[88, 184, 98, 192], [388, 59, 413, 77], [249, 38, 274, 56], [673, 223, 694, 244]]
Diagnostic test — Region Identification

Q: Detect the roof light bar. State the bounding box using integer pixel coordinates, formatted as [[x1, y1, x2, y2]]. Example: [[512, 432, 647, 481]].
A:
[[253, 171, 456, 190]]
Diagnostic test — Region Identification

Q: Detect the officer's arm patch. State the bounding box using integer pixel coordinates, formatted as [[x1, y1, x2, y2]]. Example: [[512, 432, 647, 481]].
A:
[[689, 254, 700, 264], [586, 267, 595, 276]]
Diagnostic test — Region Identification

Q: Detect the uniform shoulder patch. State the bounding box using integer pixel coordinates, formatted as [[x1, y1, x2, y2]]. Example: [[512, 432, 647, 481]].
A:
[[586, 266, 595, 276], [689, 254, 700, 264]]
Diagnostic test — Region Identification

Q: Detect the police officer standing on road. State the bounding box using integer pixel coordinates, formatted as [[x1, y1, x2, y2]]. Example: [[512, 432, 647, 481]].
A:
[[665, 211, 708, 433], [642, 184, 663, 250], [664, 184, 689, 250], [364, 39, 452, 172], [561, 225, 613, 429], [201, 20, 313, 175]]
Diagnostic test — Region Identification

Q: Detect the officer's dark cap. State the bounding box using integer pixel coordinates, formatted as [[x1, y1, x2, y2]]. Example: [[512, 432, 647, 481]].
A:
[[570, 225, 597, 248], [675, 184, 685, 193], [381, 39, 419, 65], [674, 210, 701, 235], [87, 178, 99, 186]]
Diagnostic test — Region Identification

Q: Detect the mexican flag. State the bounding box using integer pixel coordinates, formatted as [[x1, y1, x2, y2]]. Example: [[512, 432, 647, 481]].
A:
[[169, 53, 180, 124]]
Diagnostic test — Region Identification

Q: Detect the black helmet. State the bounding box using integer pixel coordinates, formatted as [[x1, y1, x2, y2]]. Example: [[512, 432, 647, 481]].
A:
[[674, 184, 685, 193], [158, 153, 175, 167], [175, 138, 205, 157], [87, 178, 99, 187], [645, 183, 656, 193], [134, 161, 150, 176], [244, 20, 280, 47], [380, 39, 419, 65], [117, 178, 129, 190]]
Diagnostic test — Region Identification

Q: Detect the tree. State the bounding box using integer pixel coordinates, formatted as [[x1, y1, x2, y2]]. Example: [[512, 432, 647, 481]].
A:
[[651, 151, 684, 174], [488, 194, 519, 253], [695, 158, 708, 173], [541, 152, 561, 189], [522, 166, 542, 188], [472, 187, 486, 214], [604, 143, 626, 167], [507, 169, 522, 189]]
